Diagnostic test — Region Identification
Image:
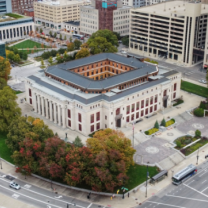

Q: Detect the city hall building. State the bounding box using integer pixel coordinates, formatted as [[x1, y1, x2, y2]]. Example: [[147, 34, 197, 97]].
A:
[[25, 53, 181, 136]]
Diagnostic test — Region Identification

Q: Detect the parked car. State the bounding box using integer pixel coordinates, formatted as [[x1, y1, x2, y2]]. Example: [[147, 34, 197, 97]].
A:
[[118, 40, 122, 43], [46, 34, 49, 36], [10, 181, 21, 190], [121, 50, 127, 54], [205, 155, 208, 159], [57, 31, 60, 34], [199, 79, 207, 84]]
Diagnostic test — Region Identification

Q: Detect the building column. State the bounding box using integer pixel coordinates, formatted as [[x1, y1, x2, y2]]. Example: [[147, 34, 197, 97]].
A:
[[37, 95, 41, 114], [33, 93, 37, 113], [45, 99, 49, 119], [49, 101, 53, 121], [41, 97, 45, 117], [62, 106, 66, 128], [53, 103, 57, 124], [58, 105, 61, 126]]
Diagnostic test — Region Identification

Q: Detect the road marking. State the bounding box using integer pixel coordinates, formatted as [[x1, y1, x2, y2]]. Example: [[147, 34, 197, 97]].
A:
[[87, 203, 92, 208], [186, 180, 195, 185], [198, 171, 207, 177], [12, 194, 19, 199], [0, 185, 62, 208], [184, 184, 208, 198], [24, 184, 31, 189], [146, 201, 185, 208], [54, 196, 62, 199], [166, 194, 208, 202], [201, 186, 208, 193], [202, 180, 207, 184], [0, 178, 85, 208]]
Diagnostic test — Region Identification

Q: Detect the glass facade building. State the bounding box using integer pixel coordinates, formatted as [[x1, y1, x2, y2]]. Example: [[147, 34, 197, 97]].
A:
[[0, 0, 12, 14]]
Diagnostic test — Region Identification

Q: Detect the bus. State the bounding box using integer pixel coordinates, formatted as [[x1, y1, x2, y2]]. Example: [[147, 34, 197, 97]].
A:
[[172, 164, 197, 185], [72, 34, 84, 40]]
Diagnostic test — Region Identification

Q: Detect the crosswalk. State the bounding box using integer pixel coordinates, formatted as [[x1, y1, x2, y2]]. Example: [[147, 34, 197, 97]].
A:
[[185, 71, 196, 75]]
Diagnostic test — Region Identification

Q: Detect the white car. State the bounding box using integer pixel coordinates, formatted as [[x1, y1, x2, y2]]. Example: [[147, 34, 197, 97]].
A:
[[121, 50, 127, 54], [10, 181, 21, 190]]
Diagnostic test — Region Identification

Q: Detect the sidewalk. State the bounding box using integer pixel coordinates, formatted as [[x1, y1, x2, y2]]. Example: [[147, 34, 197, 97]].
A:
[[1, 141, 208, 208]]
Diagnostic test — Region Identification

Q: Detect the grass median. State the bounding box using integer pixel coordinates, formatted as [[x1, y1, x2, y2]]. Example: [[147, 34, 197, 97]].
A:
[[181, 80, 208, 98]]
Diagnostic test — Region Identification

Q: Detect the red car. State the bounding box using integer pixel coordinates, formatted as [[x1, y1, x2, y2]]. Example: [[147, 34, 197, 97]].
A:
[[42, 32, 45, 35]]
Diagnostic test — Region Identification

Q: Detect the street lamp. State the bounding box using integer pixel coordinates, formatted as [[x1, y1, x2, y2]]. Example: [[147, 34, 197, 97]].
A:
[[145, 161, 149, 198], [65, 133, 68, 142], [196, 148, 200, 165]]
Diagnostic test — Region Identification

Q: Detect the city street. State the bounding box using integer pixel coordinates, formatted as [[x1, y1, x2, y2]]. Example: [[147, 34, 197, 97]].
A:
[[0, 172, 107, 208], [138, 161, 208, 208]]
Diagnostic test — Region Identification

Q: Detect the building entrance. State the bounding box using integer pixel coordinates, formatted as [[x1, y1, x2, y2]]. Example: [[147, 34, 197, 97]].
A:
[[163, 99, 167, 108], [116, 118, 121, 128]]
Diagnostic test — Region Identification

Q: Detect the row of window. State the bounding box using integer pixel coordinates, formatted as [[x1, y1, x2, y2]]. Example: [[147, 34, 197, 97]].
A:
[[90, 112, 100, 123]]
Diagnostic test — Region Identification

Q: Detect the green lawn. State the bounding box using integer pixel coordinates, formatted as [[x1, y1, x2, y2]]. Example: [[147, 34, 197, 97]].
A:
[[6, 13, 23, 19], [0, 132, 13, 164], [181, 81, 208, 98], [14, 90, 22, 94], [125, 164, 159, 190], [14, 40, 45, 50]]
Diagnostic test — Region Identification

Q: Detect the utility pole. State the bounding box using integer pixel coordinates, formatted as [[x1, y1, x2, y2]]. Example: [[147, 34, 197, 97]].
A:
[[145, 162, 149, 198]]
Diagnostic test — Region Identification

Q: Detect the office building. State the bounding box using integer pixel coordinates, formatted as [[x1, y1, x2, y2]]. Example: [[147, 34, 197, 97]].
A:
[[0, 0, 12, 14], [11, 0, 37, 15], [0, 13, 34, 42], [34, 0, 91, 30], [122, 0, 166, 8], [80, 0, 130, 36], [129, 1, 208, 67], [64, 21, 80, 34], [25, 53, 181, 136]]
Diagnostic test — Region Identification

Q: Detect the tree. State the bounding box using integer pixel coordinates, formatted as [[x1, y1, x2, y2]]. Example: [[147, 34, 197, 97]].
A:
[[60, 34, 62, 40], [40, 28, 43, 34], [73, 136, 83, 147], [74, 39, 82, 50], [161, 118, 166, 127], [0, 86, 21, 132], [122, 36, 129, 47], [63, 51, 68, 61], [154, 120, 159, 129], [0, 78, 6, 90], [0, 56, 11, 81], [195, 130, 201, 137], [88, 37, 117, 55], [54, 32, 57, 38], [64, 35, 67, 40], [41, 59, 45, 68], [22, 52, 28, 60], [67, 42, 75, 51], [88, 29, 118, 47], [48, 56, 53, 65], [113, 31, 121, 40], [69, 36, 72, 43], [75, 48, 90, 59], [49, 31, 52, 37], [36, 27, 38, 32], [13, 54, 21, 63], [81, 43, 89, 49]]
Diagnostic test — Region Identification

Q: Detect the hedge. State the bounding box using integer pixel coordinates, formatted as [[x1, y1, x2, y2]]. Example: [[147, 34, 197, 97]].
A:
[[165, 119, 175, 127], [194, 108, 204, 117], [145, 128, 159, 135], [173, 99, 184, 106]]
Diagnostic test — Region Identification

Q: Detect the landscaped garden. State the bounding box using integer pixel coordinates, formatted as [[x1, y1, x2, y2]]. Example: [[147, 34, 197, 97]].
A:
[[174, 130, 208, 156], [193, 101, 208, 117], [181, 80, 208, 98], [173, 98, 184, 106], [13, 40, 43, 49]]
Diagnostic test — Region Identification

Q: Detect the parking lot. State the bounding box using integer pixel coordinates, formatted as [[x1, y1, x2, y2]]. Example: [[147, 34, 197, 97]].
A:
[[138, 161, 208, 208]]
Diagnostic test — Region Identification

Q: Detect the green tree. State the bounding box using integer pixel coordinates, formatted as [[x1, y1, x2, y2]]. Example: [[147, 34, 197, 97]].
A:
[[0, 86, 21, 132], [75, 48, 90, 59], [54, 32, 57, 38], [88, 37, 117, 55], [113, 31, 121, 40], [122, 36, 129, 47], [41, 59, 45, 68], [74, 39, 82, 50], [73, 136, 84, 147], [13, 54, 21, 63], [0, 77, 6, 90], [0, 56, 11, 81], [22, 52, 28, 60], [64, 35, 67, 40], [49, 31, 52, 37], [161, 118, 166, 127], [48, 56, 53, 65], [154, 120, 159, 129], [63, 51, 68, 61], [88, 29, 118, 47], [36, 27, 38, 32], [69, 36, 72, 43], [40, 28, 43, 34], [60, 34, 62, 40], [195, 129, 201, 137], [67, 42, 75, 51]]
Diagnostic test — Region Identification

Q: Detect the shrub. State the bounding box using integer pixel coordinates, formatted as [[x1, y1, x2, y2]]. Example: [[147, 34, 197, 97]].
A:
[[199, 101, 208, 110], [154, 121, 159, 129], [171, 118, 175, 123], [161, 118, 166, 127], [180, 149, 186, 155], [173, 99, 184, 106], [194, 108, 204, 117], [165, 120, 174, 127], [176, 141, 182, 148], [148, 128, 158, 135], [184, 138, 191, 144], [145, 130, 149, 135], [195, 130, 201, 138]]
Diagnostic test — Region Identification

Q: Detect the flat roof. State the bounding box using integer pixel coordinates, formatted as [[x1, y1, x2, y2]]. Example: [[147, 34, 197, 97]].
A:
[[131, 1, 208, 16], [46, 53, 158, 90], [0, 13, 30, 23], [64, 21, 80, 26], [36, 0, 90, 6]]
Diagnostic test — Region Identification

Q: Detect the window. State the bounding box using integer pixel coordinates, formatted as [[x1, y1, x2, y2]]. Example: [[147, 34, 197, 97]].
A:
[[163, 90, 167, 96], [126, 116, 129, 122], [79, 124, 82, 131], [105, 124, 107, 128], [141, 100, 144, 108], [150, 96, 153, 105], [154, 105, 157, 111], [146, 98, 149, 107], [173, 92, 176, 99], [145, 108, 148, 115], [131, 114, 134, 121], [78, 113, 82, 122], [136, 112, 139, 119], [131, 104, 135, 112], [174, 83, 177, 91], [155, 95, 158, 103], [150, 106, 153, 113], [30, 98, 32, 104], [136, 102, 139, 110], [105, 115, 107, 120], [68, 120, 71, 127], [141, 110, 144, 117], [91, 125, 94, 132], [96, 112, 100, 121], [90, 114, 94, 123], [29, 88, 31, 97], [68, 109, 71, 118], [126, 105, 130, 114], [96, 123, 100, 130], [116, 108, 120, 115]]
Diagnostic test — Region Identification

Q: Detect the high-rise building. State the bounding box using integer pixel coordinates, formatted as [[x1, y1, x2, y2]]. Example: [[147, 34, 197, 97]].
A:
[[80, 0, 130, 36], [11, 0, 37, 15], [129, 1, 208, 67], [0, 0, 12, 14]]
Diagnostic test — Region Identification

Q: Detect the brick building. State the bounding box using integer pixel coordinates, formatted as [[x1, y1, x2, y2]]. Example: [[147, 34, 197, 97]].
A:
[[24, 8, 34, 19], [25, 53, 181, 136], [11, 0, 37, 15]]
